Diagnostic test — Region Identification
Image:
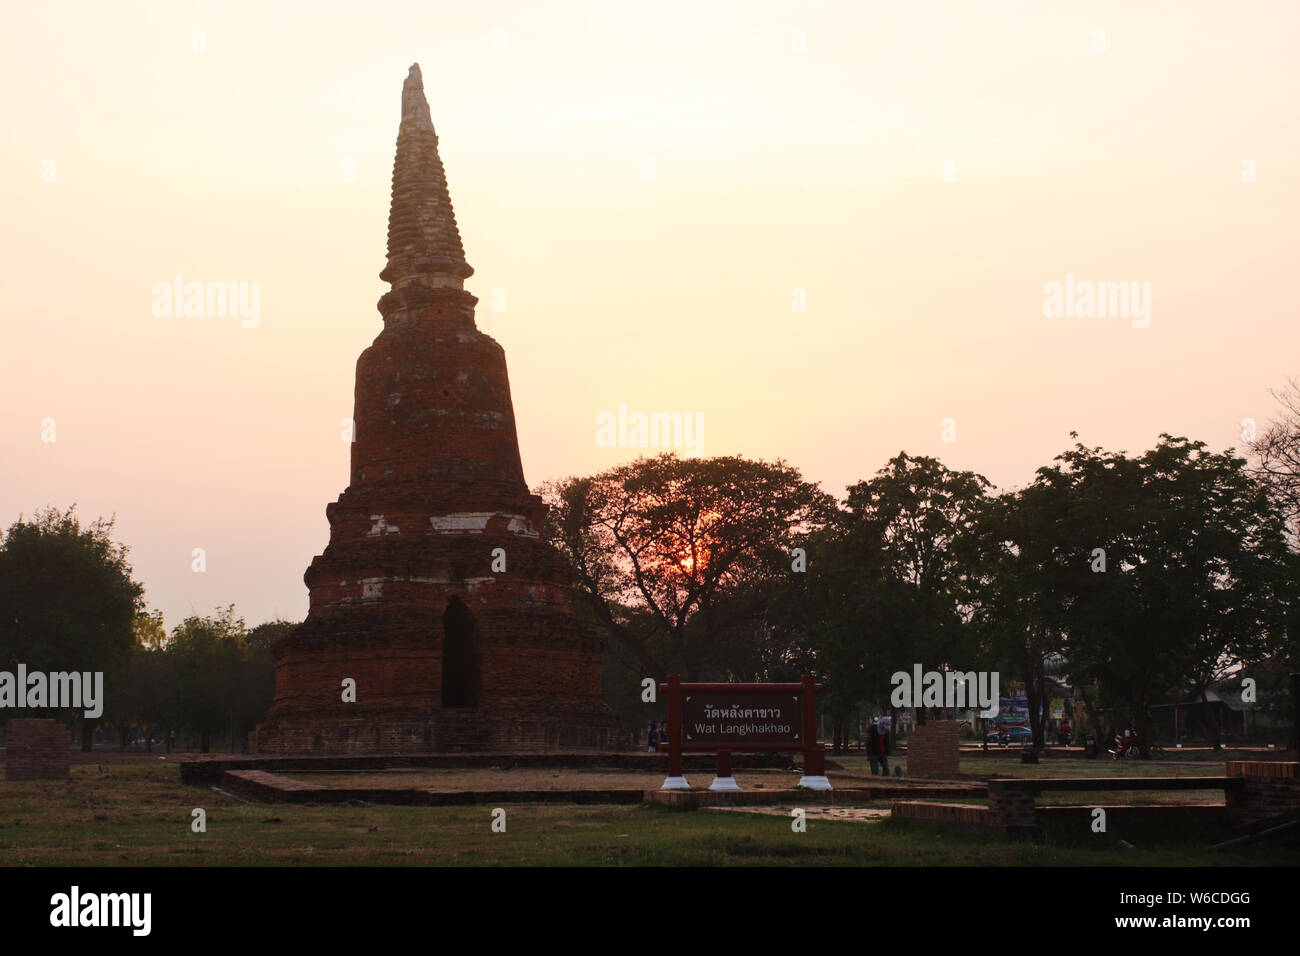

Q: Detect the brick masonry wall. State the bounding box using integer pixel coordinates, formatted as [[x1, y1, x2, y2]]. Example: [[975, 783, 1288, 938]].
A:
[[892, 801, 988, 830], [251, 708, 631, 755], [906, 720, 961, 779], [4, 718, 72, 780], [987, 782, 1038, 836], [181, 751, 813, 786], [253, 290, 624, 753], [1225, 761, 1300, 823], [250, 71, 628, 755], [896, 801, 1226, 839], [1036, 805, 1226, 827]]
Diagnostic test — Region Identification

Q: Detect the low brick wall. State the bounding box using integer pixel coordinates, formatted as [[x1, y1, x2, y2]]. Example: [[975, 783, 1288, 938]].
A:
[[218, 769, 644, 806], [4, 718, 73, 780], [987, 781, 1038, 837], [221, 769, 329, 802], [180, 751, 816, 786], [652, 782, 982, 809], [892, 801, 989, 832], [906, 721, 961, 779], [1037, 804, 1226, 827], [1225, 761, 1300, 823], [250, 713, 632, 755], [893, 800, 1226, 837]]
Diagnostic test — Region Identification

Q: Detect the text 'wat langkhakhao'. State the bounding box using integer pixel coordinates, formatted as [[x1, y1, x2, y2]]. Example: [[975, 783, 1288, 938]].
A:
[[250, 65, 624, 754]]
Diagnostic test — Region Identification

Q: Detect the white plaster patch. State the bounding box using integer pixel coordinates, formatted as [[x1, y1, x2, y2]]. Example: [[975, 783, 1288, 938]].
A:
[[428, 513, 536, 536]]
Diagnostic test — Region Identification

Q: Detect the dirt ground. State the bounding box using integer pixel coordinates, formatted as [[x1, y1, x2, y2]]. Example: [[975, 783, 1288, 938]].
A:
[[704, 806, 892, 821]]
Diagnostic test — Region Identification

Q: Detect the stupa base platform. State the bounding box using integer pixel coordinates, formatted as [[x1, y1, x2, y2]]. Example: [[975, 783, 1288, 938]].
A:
[[249, 708, 628, 755]]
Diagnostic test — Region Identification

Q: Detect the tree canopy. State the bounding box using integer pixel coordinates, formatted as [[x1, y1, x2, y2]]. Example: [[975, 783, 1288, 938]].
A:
[[0, 506, 144, 748], [542, 453, 834, 683]]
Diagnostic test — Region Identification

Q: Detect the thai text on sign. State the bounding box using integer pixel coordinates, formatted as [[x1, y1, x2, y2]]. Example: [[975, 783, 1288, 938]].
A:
[[680, 692, 802, 746]]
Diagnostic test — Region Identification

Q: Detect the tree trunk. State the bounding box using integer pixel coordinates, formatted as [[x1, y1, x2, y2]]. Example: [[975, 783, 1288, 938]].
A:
[[1025, 669, 1045, 751], [1134, 698, 1151, 759], [1290, 672, 1300, 753], [1080, 689, 1105, 753], [1037, 673, 1051, 749], [1201, 685, 1222, 751]]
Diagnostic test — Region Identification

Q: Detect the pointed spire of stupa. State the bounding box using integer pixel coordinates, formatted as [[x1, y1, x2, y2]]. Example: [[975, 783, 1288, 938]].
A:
[[379, 64, 473, 290]]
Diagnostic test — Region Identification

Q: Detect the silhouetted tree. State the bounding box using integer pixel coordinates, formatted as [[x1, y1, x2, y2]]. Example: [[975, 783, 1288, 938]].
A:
[[1042, 435, 1290, 756], [542, 453, 834, 683], [842, 453, 991, 724], [168, 607, 248, 753], [1250, 376, 1300, 537], [0, 506, 143, 750]]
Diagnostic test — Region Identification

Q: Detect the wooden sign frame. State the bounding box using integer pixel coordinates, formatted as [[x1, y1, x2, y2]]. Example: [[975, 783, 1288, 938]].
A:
[[657, 674, 829, 791]]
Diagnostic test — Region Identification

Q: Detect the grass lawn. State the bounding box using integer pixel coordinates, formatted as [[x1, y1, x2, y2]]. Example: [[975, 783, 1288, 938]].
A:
[[0, 761, 1293, 866]]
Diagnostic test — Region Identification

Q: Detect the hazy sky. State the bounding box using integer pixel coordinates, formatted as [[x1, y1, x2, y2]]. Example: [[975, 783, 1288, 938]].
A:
[[2, 0, 1297, 629]]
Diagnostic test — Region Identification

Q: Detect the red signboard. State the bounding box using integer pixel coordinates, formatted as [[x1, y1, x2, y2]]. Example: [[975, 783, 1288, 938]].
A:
[[658, 674, 825, 784]]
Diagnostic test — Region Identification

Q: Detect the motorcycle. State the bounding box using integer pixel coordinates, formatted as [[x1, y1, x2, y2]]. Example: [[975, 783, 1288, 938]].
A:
[[1108, 733, 1139, 760]]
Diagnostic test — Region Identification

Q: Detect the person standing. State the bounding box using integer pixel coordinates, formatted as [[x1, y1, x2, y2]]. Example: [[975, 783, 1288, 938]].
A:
[[876, 719, 890, 776], [648, 722, 660, 753], [867, 721, 889, 776]]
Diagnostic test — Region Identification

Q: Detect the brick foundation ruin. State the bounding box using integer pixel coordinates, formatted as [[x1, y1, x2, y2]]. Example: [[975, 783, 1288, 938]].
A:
[[905, 720, 961, 779], [251, 65, 624, 754], [897, 761, 1300, 839], [4, 718, 72, 780], [1224, 760, 1300, 823]]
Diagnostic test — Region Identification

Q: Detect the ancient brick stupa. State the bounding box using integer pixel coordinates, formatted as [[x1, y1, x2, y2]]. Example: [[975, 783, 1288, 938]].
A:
[[250, 65, 624, 753]]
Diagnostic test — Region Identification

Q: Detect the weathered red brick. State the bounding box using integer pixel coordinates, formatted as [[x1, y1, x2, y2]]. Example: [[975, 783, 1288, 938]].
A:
[[3, 718, 72, 780], [252, 65, 623, 755]]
